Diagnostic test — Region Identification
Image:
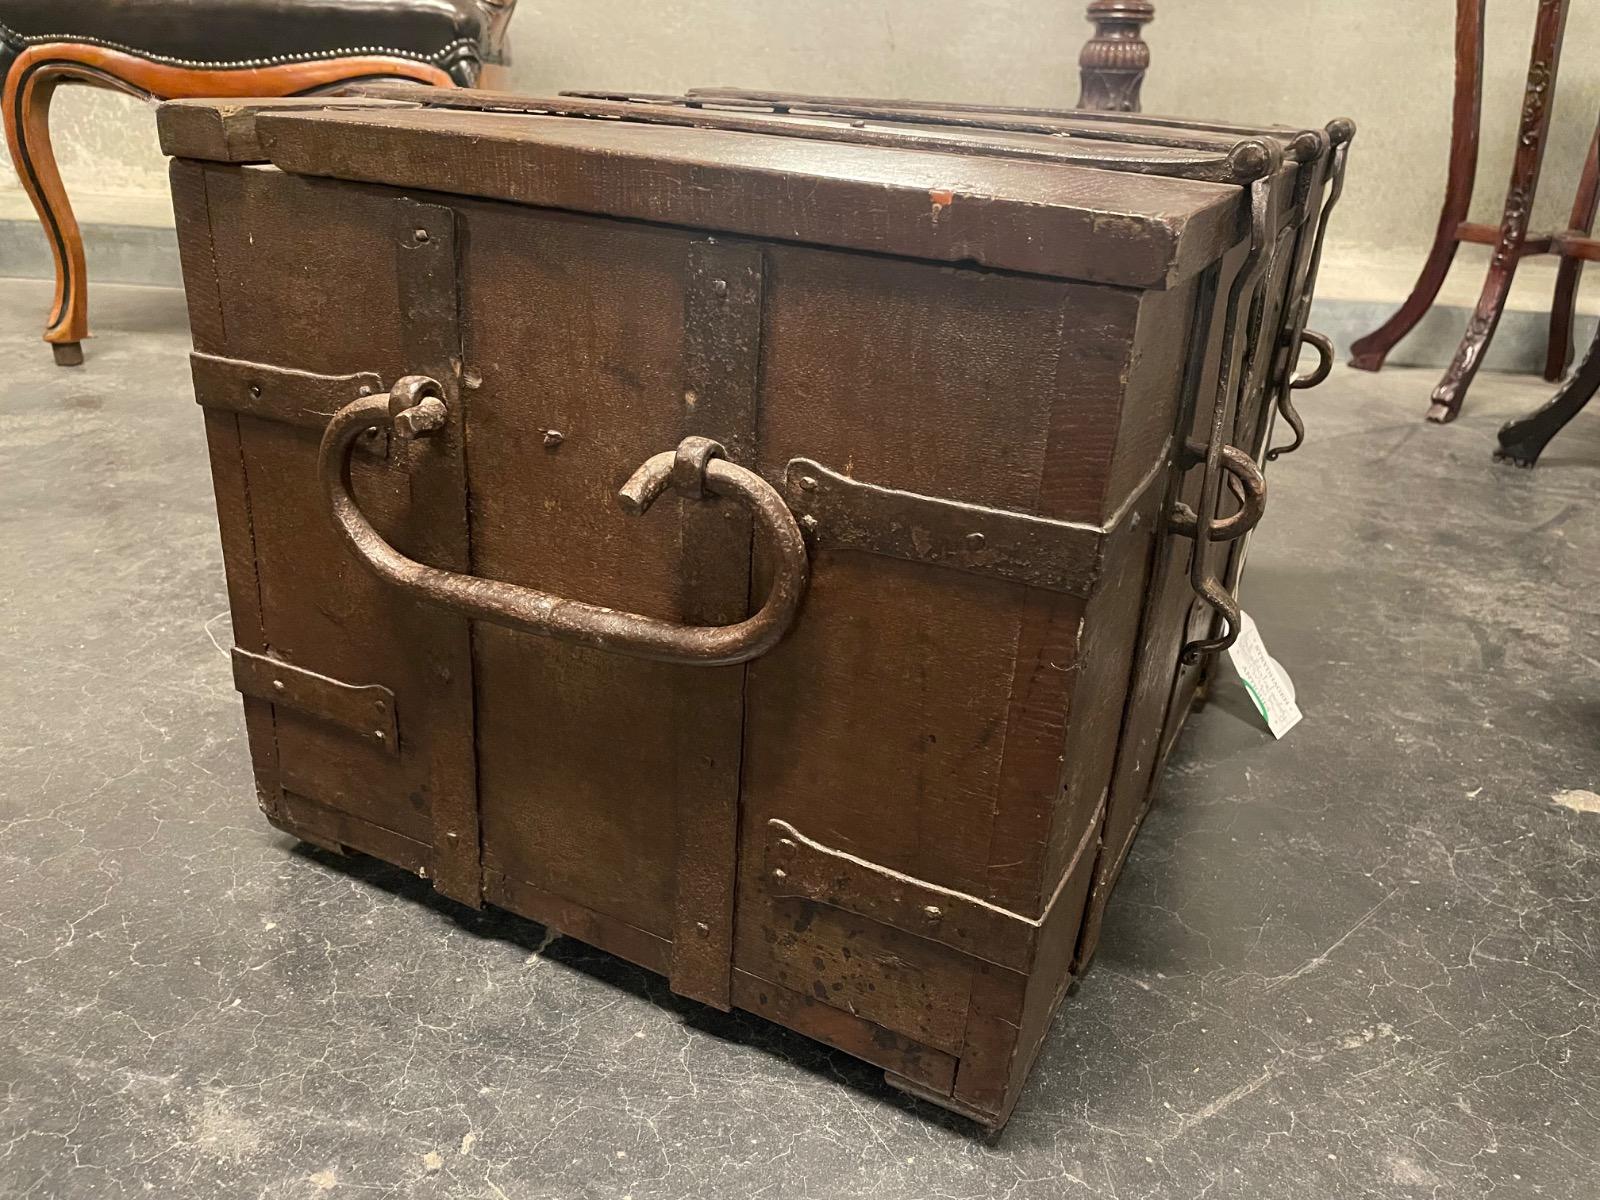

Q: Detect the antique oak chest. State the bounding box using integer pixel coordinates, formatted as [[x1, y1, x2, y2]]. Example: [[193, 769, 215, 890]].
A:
[[160, 86, 1350, 1130]]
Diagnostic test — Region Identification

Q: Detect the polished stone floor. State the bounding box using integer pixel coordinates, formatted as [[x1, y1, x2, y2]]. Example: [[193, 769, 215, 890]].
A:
[[3, 281, 1598, 1199]]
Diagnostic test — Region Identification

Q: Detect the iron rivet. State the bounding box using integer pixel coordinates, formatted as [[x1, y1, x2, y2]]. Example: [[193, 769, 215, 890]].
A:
[[373, 730, 386, 742], [414, 228, 430, 243], [446, 831, 459, 841], [801, 514, 819, 533], [374, 700, 387, 714], [777, 838, 796, 851], [358, 384, 374, 397], [272, 679, 285, 692], [712, 278, 729, 297], [924, 905, 942, 921], [543, 430, 564, 448], [799, 476, 818, 491], [965, 532, 985, 550], [1131, 512, 1142, 528], [248, 383, 262, 399], [772, 868, 788, 881], [695, 921, 710, 937]]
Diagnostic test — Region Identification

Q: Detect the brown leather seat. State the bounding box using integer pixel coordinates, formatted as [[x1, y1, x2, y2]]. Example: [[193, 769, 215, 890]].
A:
[[0, 0, 512, 85], [0, 0, 516, 364]]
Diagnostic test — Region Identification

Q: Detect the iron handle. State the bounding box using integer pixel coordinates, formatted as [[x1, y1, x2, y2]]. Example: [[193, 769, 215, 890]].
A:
[[1170, 441, 1268, 663], [1268, 329, 1336, 462], [1170, 443, 1266, 544], [319, 378, 810, 667], [1290, 329, 1335, 391]]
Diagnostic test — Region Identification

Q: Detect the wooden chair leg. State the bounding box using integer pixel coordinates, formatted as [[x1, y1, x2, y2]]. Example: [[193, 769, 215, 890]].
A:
[[1497, 320, 1600, 466], [3, 43, 454, 366], [1349, 0, 1486, 372], [3, 63, 89, 365], [1545, 114, 1600, 382], [1428, 0, 1570, 423]]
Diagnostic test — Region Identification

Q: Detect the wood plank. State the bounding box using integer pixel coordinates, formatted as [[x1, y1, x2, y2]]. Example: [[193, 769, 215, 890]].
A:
[[198, 167, 481, 894], [158, 96, 416, 163], [173, 159, 286, 825], [252, 106, 1239, 289], [485, 869, 674, 976], [730, 970, 957, 1095]]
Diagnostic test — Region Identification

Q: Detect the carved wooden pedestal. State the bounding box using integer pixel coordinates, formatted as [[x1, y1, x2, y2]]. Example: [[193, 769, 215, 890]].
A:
[[1078, 1, 1154, 113], [1349, 0, 1598, 426]]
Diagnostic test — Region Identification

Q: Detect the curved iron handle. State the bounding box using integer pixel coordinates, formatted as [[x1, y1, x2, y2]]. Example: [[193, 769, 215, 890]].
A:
[[1170, 443, 1266, 545], [1170, 442, 1268, 664], [1268, 329, 1335, 462], [1291, 329, 1335, 391], [319, 378, 809, 667]]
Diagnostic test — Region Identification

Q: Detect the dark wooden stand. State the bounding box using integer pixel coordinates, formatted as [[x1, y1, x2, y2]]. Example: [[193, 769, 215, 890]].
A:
[[1496, 322, 1600, 465], [1349, 0, 1600, 425], [1078, 1, 1154, 113], [1495, 189, 1600, 466]]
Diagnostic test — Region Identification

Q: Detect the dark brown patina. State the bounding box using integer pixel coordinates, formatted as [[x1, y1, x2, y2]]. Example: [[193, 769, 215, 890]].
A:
[[161, 85, 1351, 1131]]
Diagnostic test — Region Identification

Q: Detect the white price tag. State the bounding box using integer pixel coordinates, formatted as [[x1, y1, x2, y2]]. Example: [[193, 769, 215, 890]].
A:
[[1227, 611, 1302, 739]]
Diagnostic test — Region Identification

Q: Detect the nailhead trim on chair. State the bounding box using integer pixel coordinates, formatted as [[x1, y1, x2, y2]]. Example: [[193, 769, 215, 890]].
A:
[[0, 22, 479, 71]]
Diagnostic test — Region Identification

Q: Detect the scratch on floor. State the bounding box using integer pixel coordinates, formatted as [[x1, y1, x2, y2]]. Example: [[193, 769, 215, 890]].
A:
[[1265, 888, 1400, 991], [1166, 1067, 1277, 1140]]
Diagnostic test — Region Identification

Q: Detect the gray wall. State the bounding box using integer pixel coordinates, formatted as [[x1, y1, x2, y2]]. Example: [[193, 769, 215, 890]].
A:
[[8, 0, 1600, 268]]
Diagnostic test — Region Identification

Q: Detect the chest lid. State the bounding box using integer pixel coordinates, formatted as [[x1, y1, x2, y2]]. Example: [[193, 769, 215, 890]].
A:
[[157, 85, 1324, 290]]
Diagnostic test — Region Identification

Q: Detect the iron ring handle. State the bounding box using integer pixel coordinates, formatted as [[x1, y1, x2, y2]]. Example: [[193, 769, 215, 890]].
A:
[[318, 379, 810, 667], [1170, 444, 1267, 544], [1290, 329, 1335, 391]]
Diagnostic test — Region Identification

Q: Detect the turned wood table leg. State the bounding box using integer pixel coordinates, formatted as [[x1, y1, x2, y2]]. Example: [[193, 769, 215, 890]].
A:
[[1077, 1, 1154, 114], [1429, 0, 1570, 423], [1349, 0, 1486, 373], [1497, 320, 1600, 466], [1545, 114, 1600, 381]]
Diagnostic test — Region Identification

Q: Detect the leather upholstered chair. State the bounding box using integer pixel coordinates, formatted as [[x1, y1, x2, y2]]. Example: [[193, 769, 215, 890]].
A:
[[0, 0, 515, 365]]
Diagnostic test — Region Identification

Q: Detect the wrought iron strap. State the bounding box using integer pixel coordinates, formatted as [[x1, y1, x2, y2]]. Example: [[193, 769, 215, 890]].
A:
[[190, 351, 383, 432], [231, 648, 398, 755], [782, 458, 1111, 598], [764, 820, 1040, 973]]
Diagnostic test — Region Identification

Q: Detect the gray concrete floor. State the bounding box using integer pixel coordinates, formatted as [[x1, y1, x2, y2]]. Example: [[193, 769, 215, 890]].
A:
[[3, 279, 1599, 1199]]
